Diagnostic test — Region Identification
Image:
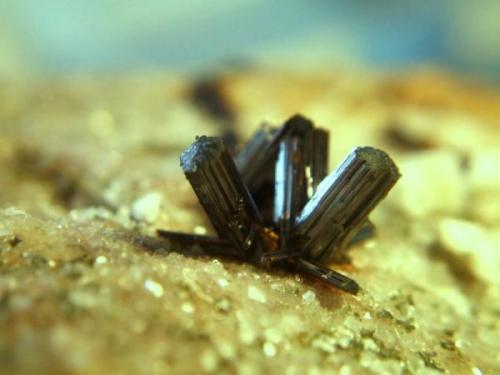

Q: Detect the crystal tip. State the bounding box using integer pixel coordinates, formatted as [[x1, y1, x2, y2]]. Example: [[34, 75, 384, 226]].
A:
[[354, 146, 401, 179], [342, 278, 360, 295], [283, 113, 314, 133], [180, 136, 225, 173]]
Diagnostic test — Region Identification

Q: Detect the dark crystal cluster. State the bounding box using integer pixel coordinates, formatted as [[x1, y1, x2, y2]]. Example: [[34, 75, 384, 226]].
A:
[[158, 115, 400, 294]]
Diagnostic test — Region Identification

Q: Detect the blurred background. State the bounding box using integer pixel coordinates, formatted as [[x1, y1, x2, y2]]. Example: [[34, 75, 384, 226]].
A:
[[0, 0, 499, 80]]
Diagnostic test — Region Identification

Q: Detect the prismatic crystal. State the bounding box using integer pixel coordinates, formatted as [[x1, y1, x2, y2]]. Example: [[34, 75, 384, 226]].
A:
[[158, 115, 400, 294]]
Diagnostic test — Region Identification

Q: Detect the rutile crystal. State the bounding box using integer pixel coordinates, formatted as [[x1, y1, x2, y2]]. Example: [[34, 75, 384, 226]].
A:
[[180, 136, 272, 260], [291, 147, 400, 264], [157, 116, 401, 294]]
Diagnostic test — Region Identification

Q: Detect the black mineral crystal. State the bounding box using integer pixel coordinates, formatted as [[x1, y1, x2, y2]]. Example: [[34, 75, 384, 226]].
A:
[[158, 114, 401, 294]]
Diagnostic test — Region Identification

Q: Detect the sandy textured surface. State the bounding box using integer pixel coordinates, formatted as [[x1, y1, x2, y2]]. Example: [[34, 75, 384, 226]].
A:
[[1, 69, 500, 374]]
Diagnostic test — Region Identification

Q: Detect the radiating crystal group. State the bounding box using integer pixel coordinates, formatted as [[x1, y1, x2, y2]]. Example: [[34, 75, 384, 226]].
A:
[[158, 115, 400, 293]]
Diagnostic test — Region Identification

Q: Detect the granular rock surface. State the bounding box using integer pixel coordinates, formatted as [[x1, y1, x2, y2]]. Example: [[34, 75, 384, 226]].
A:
[[1, 69, 499, 374]]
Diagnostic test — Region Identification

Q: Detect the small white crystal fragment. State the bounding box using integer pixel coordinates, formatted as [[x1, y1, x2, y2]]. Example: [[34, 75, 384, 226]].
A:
[[131, 192, 162, 223], [144, 278, 164, 298], [263, 342, 277, 357], [247, 286, 266, 303], [302, 290, 317, 304], [217, 278, 229, 288], [94, 255, 108, 265], [194, 225, 207, 235], [181, 303, 194, 314]]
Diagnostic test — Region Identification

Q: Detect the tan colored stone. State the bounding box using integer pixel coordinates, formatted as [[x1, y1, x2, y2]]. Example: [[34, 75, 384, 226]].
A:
[[392, 151, 466, 217], [0, 69, 499, 374]]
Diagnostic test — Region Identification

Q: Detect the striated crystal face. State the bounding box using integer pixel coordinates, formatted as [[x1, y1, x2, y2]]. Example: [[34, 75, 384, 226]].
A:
[[293, 146, 400, 263], [179, 135, 267, 259], [162, 115, 400, 294]]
